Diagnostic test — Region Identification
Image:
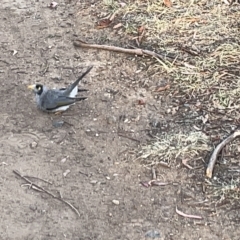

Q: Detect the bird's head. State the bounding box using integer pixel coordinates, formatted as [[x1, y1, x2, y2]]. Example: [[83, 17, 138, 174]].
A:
[[28, 84, 44, 95]]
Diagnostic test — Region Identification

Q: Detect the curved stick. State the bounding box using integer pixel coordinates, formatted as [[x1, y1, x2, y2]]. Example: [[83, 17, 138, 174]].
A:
[[206, 128, 240, 178]]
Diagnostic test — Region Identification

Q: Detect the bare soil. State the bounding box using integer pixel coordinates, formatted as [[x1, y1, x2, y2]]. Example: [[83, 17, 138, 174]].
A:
[[0, 1, 239, 240]]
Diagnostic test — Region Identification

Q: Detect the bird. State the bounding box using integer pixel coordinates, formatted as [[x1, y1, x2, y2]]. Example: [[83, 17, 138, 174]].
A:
[[28, 65, 93, 113]]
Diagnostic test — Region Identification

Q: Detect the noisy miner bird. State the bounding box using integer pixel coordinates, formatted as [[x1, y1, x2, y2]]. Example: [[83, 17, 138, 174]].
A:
[[28, 66, 93, 113]]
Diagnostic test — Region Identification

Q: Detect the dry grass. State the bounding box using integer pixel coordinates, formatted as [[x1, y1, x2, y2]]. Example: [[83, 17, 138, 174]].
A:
[[94, 1, 240, 208], [100, 0, 240, 167], [138, 130, 211, 166], [206, 176, 240, 204], [102, 0, 240, 108]]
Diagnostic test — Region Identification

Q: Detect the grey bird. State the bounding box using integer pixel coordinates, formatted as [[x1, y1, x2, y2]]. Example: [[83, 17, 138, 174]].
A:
[[28, 66, 93, 113]]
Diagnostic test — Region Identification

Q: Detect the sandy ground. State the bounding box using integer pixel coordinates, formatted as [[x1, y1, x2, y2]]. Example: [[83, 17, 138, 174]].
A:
[[0, 1, 239, 239]]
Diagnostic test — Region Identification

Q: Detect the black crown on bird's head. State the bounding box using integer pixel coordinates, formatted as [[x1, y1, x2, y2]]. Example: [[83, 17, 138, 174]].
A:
[[35, 84, 44, 95]]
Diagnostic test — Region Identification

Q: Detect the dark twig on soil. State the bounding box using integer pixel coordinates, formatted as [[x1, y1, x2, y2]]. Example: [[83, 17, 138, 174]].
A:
[[24, 175, 53, 184], [73, 40, 166, 62], [117, 132, 140, 143], [206, 128, 240, 178], [13, 170, 80, 217]]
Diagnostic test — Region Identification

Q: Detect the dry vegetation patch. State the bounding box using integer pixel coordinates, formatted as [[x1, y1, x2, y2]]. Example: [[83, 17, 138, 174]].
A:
[[99, 0, 240, 205]]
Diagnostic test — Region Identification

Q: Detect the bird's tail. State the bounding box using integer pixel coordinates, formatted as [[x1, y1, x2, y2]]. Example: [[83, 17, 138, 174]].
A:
[[65, 66, 93, 95], [67, 97, 87, 102]]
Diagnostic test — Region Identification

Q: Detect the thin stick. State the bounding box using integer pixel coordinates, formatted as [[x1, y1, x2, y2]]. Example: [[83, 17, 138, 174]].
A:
[[151, 167, 157, 180], [13, 170, 80, 217], [117, 132, 140, 143], [73, 40, 166, 62], [24, 175, 53, 185], [206, 128, 240, 178]]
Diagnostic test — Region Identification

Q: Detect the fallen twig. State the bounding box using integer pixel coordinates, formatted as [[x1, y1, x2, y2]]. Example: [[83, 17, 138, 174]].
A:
[[13, 170, 80, 217], [140, 179, 169, 188], [151, 167, 157, 180], [73, 40, 166, 62], [176, 206, 203, 220], [140, 166, 170, 188], [206, 128, 240, 178], [24, 175, 53, 185], [117, 132, 140, 143]]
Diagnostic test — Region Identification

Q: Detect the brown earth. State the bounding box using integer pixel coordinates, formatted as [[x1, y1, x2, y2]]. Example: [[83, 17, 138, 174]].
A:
[[0, 1, 239, 240]]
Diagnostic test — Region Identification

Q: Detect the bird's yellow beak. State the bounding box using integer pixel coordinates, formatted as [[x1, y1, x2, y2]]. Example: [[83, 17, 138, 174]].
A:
[[28, 85, 35, 90]]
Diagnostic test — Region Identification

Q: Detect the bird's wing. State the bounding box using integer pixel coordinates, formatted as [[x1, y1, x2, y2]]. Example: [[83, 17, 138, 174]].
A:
[[59, 87, 88, 92], [41, 90, 76, 111]]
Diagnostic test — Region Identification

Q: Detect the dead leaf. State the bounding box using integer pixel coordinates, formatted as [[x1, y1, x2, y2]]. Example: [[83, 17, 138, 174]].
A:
[[113, 23, 123, 29], [176, 206, 203, 219], [154, 84, 170, 92], [96, 19, 112, 29], [163, 0, 172, 7], [137, 99, 146, 105]]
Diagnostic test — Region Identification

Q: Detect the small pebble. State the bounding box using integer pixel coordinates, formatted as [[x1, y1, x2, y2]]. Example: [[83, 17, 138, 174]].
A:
[[30, 141, 38, 149], [29, 204, 37, 211], [106, 116, 117, 124], [145, 230, 161, 239], [63, 169, 70, 177], [90, 180, 98, 184], [52, 120, 64, 128], [112, 200, 120, 205]]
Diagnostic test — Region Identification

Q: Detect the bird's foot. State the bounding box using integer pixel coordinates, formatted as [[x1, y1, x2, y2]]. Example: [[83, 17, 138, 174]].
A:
[[54, 111, 64, 115]]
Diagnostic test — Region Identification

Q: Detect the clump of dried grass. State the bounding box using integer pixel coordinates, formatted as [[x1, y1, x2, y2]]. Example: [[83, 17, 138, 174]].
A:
[[206, 177, 240, 204], [101, 0, 240, 113], [100, 0, 240, 169], [138, 131, 211, 166]]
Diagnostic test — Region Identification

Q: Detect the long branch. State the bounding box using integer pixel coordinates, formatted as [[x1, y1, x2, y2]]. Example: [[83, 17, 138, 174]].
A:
[[73, 40, 166, 61]]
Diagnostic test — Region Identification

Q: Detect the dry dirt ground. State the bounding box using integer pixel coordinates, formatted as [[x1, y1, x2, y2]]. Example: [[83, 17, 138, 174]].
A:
[[0, 1, 239, 240]]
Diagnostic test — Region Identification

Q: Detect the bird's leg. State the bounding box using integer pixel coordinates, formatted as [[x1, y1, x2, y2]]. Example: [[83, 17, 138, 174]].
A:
[[54, 111, 64, 115]]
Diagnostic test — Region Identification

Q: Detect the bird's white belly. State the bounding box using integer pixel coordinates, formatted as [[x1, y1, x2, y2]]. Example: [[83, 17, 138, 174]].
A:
[[51, 105, 73, 112]]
